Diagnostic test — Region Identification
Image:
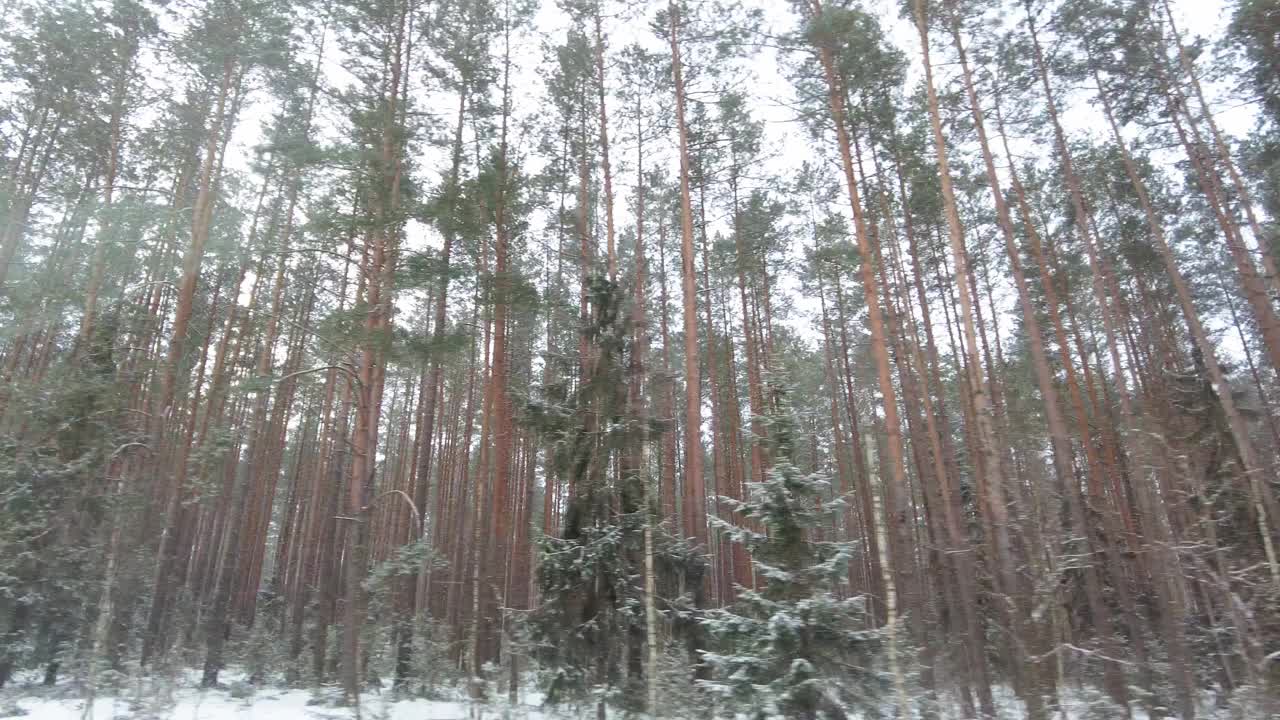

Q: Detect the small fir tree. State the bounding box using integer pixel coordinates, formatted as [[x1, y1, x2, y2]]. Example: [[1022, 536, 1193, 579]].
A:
[[699, 381, 883, 720]]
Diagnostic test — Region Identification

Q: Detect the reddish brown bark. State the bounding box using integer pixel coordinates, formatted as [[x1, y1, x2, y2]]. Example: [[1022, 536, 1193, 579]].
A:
[[669, 2, 707, 553]]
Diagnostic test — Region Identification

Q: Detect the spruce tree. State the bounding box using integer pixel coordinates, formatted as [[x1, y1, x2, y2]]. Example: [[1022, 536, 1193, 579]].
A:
[[700, 381, 882, 720], [527, 277, 699, 715]]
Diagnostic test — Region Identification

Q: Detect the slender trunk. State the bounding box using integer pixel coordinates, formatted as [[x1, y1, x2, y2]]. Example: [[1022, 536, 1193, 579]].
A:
[[481, 14, 515, 672], [669, 2, 707, 554], [157, 56, 236, 426], [657, 217, 678, 524], [807, 0, 913, 711], [343, 2, 407, 701], [594, 6, 617, 282]]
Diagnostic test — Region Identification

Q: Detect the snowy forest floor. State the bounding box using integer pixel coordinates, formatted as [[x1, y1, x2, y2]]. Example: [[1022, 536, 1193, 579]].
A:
[[0, 670, 1261, 720], [0, 670, 556, 720]]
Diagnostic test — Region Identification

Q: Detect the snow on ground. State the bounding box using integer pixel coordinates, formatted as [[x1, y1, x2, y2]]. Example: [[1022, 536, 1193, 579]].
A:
[[1, 680, 559, 720], [1, 673, 1244, 720], [9, 691, 475, 720]]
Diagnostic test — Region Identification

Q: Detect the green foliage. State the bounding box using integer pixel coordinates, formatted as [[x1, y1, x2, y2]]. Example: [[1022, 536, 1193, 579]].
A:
[[699, 382, 883, 720], [527, 277, 699, 712], [0, 322, 132, 682], [365, 538, 444, 594], [1229, 0, 1280, 125]]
